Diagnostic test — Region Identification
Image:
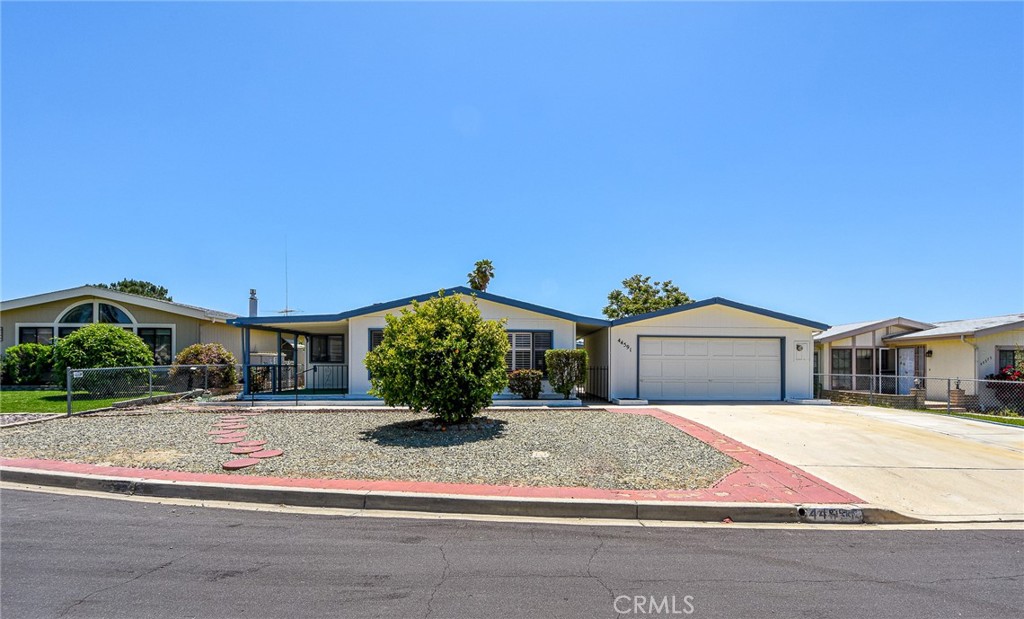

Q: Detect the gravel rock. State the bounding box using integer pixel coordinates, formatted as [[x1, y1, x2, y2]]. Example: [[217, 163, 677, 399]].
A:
[[0, 407, 739, 490], [0, 414, 58, 427]]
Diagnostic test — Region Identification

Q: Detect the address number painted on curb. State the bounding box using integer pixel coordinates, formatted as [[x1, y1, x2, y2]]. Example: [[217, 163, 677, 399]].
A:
[[798, 506, 864, 524]]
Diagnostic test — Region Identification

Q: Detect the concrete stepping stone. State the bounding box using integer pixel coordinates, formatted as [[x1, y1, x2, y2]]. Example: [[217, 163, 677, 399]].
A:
[[235, 440, 267, 448], [214, 424, 248, 430], [230, 445, 264, 454], [248, 449, 283, 459], [220, 416, 246, 421], [208, 429, 240, 435], [222, 458, 261, 470], [213, 436, 246, 444]]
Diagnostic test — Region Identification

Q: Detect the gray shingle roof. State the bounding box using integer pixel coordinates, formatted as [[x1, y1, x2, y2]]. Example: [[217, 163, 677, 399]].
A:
[[814, 317, 935, 343], [884, 314, 1024, 341]]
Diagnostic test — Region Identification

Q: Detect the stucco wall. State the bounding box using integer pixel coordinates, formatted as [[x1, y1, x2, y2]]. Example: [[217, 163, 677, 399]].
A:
[[346, 294, 577, 396], [607, 305, 816, 401]]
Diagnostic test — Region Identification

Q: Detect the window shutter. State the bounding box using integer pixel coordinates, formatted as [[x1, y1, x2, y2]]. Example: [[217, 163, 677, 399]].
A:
[[505, 333, 514, 371], [532, 331, 552, 376], [370, 329, 384, 351]]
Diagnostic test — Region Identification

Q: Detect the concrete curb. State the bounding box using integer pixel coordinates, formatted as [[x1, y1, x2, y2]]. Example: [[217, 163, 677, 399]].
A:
[[0, 465, 924, 525]]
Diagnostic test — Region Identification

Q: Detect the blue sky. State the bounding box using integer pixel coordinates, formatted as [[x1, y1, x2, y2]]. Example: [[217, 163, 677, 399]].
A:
[[2, 2, 1021, 326]]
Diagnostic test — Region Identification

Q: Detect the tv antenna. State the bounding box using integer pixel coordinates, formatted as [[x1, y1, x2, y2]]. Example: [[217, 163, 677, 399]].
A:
[[277, 236, 301, 315]]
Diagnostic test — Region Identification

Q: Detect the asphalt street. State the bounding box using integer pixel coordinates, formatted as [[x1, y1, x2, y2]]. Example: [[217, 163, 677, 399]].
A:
[[1, 489, 1021, 619]]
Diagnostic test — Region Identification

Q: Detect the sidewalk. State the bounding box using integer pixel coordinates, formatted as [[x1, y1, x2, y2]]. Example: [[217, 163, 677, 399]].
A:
[[657, 404, 1024, 522]]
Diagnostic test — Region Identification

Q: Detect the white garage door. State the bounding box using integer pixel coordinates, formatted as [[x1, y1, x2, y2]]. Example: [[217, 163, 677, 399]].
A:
[[639, 337, 781, 401]]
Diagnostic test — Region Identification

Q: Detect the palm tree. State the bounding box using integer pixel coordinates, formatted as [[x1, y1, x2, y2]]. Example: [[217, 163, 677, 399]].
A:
[[467, 259, 495, 291]]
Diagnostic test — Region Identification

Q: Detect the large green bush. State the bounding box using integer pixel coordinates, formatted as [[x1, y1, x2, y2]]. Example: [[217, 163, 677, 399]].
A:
[[364, 291, 510, 424], [1, 343, 55, 385], [545, 349, 588, 399], [171, 343, 239, 388], [52, 323, 154, 375], [508, 369, 543, 399]]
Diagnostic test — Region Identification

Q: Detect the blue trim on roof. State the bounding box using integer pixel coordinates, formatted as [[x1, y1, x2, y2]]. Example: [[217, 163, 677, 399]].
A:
[[228, 286, 611, 328], [609, 297, 829, 330]]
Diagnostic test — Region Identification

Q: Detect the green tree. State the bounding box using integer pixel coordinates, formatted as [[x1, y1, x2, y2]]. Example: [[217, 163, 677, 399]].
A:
[[52, 323, 154, 376], [467, 259, 495, 292], [545, 349, 588, 399], [95, 279, 172, 301], [364, 291, 510, 424], [602, 274, 693, 319]]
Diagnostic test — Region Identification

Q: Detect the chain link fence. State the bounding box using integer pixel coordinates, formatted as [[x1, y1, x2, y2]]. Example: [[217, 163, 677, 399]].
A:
[[65, 364, 242, 415], [815, 373, 1024, 419]]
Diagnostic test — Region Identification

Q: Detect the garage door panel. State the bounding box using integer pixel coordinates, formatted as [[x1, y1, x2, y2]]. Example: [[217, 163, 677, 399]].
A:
[[662, 361, 687, 376], [643, 340, 663, 355], [709, 359, 734, 377], [639, 337, 781, 401], [685, 340, 708, 356], [733, 359, 757, 376], [683, 360, 708, 378], [639, 359, 663, 378], [662, 340, 688, 356], [757, 359, 781, 379], [733, 341, 758, 357], [709, 340, 734, 356]]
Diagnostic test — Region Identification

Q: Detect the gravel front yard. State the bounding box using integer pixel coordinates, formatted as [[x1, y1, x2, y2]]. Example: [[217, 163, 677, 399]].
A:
[[0, 407, 740, 490]]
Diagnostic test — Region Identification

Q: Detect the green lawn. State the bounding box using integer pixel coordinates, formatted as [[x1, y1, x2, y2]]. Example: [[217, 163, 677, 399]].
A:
[[0, 390, 168, 415], [950, 412, 1024, 427]]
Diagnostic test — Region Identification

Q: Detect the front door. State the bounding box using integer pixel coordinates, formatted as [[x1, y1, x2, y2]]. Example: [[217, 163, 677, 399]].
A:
[[897, 348, 916, 395]]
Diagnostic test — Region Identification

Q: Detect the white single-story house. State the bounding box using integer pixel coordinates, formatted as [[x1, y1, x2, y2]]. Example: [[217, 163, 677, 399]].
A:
[[0, 286, 248, 365], [229, 287, 828, 403], [814, 313, 1024, 401]]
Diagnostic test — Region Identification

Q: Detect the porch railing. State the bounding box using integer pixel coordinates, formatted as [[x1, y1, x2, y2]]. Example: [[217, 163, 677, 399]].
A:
[[578, 366, 609, 402], [308, 363, 349, 392], [815, 373, 1024, 414], [246, 363, 348, 394]]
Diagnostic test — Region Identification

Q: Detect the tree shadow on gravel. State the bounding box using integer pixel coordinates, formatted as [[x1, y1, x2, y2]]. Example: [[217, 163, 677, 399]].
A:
[[360, 418, 507, 448]]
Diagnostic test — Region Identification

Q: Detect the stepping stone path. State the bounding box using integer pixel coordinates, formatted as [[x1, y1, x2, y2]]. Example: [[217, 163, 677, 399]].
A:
[[209, 413, 284, 471], [213, 436, 246, 444], [222, 458, 262, 470], [249, 449, 283, 459], [230, 445, 264, 454]]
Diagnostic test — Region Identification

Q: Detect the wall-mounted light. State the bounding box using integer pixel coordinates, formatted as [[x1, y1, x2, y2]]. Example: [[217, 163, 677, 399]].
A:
[[925, 350, 933, 358], [796, 344, 804, 352]]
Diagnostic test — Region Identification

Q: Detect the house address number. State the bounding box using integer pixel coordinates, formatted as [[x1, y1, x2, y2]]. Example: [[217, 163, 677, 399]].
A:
[[617, 338, 631, 352]]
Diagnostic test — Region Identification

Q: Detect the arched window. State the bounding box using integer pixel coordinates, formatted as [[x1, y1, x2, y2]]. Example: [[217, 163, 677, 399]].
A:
[[60, 303, 94, 323], [98, 303, 133, 324]]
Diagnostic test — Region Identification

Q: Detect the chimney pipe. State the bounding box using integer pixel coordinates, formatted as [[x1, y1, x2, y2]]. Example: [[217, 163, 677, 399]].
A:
[[249, 289, 258, 317]]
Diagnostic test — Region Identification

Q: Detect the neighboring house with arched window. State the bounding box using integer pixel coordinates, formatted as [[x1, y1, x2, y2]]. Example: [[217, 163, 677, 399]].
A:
[[0, 286, 243, 365]]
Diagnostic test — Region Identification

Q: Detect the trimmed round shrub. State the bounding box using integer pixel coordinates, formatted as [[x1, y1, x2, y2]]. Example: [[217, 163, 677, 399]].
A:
[[1, 343, 55, 385], [364, 291, 510, 424], [52, 324, 154, 376], [545, 349, 588, 399], [508, 369, 542, 400], [171, 343, 238, 388]]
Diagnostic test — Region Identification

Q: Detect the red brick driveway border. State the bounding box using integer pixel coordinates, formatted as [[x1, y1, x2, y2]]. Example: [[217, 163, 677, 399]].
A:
[[0, 407, 860, 505]]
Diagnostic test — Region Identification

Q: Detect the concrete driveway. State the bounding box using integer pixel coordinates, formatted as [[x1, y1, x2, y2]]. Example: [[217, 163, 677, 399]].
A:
[[656, 404, 1024, 522]]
